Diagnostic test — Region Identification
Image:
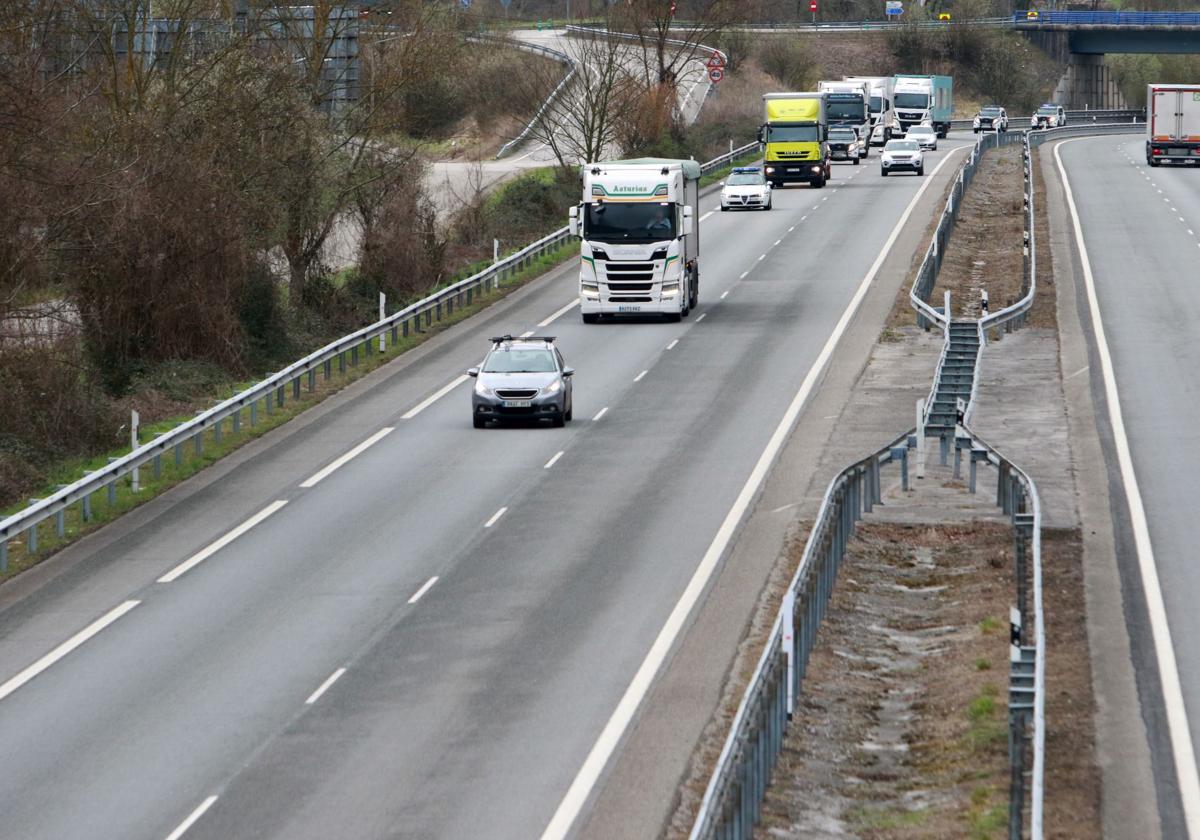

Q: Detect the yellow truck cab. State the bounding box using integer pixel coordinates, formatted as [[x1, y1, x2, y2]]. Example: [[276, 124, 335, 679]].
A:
[[760, 92, 830, 189]]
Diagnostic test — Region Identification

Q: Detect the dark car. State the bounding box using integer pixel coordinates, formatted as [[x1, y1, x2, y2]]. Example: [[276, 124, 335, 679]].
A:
[[827, 127, 865, 163], [468, 336, 573, 428], [973, 106, 1008, 133]]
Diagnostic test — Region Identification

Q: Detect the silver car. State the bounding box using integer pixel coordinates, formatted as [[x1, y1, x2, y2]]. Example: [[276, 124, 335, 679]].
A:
[[906, 124, 938, 151], [469, 336, 574, 428]]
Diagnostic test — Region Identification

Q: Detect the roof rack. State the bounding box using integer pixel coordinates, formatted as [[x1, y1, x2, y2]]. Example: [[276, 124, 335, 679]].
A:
[[490, 335, 556, 344]]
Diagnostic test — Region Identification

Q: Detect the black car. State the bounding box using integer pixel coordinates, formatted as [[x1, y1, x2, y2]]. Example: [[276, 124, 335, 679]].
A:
[[468, 336, 574, 428], [827, 127, 865, 163]]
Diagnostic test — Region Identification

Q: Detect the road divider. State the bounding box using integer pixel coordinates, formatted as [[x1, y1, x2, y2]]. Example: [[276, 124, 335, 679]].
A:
[[402, 375, 469, 420], [300, 428, 394, 488], [158, 501, 288, 584]]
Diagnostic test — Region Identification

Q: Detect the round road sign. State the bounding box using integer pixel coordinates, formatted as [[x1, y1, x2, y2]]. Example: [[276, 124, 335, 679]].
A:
[[708, 67, 724, 83]]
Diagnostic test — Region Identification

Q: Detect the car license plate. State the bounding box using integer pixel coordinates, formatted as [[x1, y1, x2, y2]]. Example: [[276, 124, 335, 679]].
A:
[[503, 400, 532, 408], [618, 305, 641, 312]]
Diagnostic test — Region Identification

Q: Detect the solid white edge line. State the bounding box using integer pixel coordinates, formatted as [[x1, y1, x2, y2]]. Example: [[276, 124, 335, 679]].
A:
[[633, 370, 648, 382], [407, 576, 440, 605], [1055, 137, 1200, 837], [544, 450, 565, 469], [592, 406, 609, 422], [537, 143, 970, 840], [538, 299, 580, 327], [484, 507, 508, 528], [158, 501, 288, 583], [666, 339, 679, 350], [299, 427, 395, 488], [699, 210, 715, 222], [164, 795, 218, 840], [305, 667, 347, 704], [401, 374, 469, 420], [0, 600, 141, 703]]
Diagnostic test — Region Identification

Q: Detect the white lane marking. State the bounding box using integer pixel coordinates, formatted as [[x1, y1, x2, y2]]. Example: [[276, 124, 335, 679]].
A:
[[774, 239, 782, 246], [538, 299, 580, 327], [1190, 230, 1195, 236], [720, 290, 730, 300], [633, 370, 648, 382], [158, 501, 288, 583], [1181, 217, 1187, 223], [801, 215, 807, 221], [407, 576, 440, 604], [739, 271, 748, 279], [757, 254, 765, 261], [300, 428, 394, 488], [696, 313, 707, 322], [592, 406, 609, 422], [822, 196, 828, 202], [164, 795, 218, 840], [484, 507, 507, 528], [0, 600, 140, 703], [812, 205, 820, 210], [788, 225, 796, 232], [1056, 138, 1200, 837], [305, 667, 347, 704], [538, 142, 971, 840], [699, 210, 715, 222], [520, 330, 535, 338], [666, 339, 679, 350], [402, 375, 469, 420], [1064, 365, 1090, 381], [770, 503, 798, 513], [544, 450, 565, 469]]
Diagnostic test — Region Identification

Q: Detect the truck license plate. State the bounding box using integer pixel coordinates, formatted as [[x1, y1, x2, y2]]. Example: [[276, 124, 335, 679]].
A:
[[787, 167, 800, 172], [618, 305, 641, 312], [503, 400, 532, 408]]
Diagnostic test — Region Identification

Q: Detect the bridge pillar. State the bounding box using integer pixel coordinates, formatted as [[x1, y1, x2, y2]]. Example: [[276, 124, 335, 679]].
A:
[[1064, 53, 1127, 110]]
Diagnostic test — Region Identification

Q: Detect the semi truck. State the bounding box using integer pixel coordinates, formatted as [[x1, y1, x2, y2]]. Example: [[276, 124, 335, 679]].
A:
[[569, 158, 700, 323], [817, 80, 871, 158], [1146, 84, 1200, 167], [844, 75, 897, 145], [893, 74, 953, 138], [760, 92, 830, 188]]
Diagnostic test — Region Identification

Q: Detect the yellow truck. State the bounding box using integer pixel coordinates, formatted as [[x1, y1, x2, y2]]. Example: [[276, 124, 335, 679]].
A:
[[759, 92, 830, 189]]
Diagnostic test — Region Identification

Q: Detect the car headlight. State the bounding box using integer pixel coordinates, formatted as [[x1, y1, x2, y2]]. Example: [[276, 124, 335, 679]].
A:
[[475, 382, 493, 397], [973, 118, 980, 127], [542, 380, 562, 395]]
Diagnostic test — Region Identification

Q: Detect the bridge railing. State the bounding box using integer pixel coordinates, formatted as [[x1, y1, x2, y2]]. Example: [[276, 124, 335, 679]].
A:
[[1015, 9, 1200, 25]]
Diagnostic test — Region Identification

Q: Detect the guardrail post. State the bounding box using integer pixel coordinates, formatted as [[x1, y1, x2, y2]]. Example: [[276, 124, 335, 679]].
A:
[[194, 430, 203, 457], [26, 502, 38, 554], [276, 384, 284, 408], [213, 417, 222, 445], [250, 401, 258, 427], [175, 439, 183, 466], [55, 499, 65, 538], [0, 540, 6, 572], [893, 446, 910, 492], [308, 370, 316, 393], [82, 491, 92, 522], [351, 346, 358, 367], [379, 293, 387, 353], [232, 406, 240, 434], [783, 589, 796, 717]]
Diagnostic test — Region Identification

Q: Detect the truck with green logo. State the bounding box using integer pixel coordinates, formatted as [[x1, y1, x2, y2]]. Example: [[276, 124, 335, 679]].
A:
[[760, 92, 830, 188], [569, 158, 701, 323]]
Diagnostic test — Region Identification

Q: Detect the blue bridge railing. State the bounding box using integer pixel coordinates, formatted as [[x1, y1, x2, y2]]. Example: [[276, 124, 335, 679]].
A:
[[1015, 9, 1200, 25]]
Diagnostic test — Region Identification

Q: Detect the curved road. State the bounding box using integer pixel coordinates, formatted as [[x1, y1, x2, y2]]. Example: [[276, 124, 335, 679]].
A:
[[0, 142, 972, 840]]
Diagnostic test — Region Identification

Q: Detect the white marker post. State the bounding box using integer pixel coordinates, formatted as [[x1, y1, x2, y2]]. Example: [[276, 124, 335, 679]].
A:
[[493, 238, 500, 265], [130, 410, 140, 493], [916, 398, 926, 479], [782, 589, 796, 715], [379, 292, 386, 352]]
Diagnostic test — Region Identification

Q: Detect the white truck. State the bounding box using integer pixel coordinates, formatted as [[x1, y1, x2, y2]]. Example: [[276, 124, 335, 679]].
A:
[[892, 74, 953, 138], [569, 158, 700, 323], [1146, 84, 1200, 167], [843, 75, 896, 145], [817, 79, 871, 157]]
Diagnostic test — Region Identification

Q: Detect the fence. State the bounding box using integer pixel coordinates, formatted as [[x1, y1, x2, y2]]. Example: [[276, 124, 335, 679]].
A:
[[1015, 9, 1200, 25], [492, 37, 578, 159], [949, 110, 1143, 132]]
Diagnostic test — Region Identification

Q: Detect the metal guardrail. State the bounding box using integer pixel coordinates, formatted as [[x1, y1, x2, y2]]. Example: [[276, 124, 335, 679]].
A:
[[564, 24, 727, 66], [0, 140, 769, 571], [1015, 9, 1200, 25], [698, 141, 760, 176], [492, 36, 577, 159], [949, 110, 1143, 132]]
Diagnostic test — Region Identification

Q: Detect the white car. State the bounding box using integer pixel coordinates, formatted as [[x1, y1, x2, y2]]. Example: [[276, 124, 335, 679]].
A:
[[870, 123, 886, 146], [906, 124, 938, 151], [1031, 104, 1066, 129], [720, 167, 772, 211], [880, 139, 924, 176]]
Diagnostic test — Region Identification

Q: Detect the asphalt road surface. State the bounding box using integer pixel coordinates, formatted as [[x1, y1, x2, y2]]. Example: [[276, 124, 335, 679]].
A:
[[0, 141, 973, 840], [1056, 134, 1200, 838]]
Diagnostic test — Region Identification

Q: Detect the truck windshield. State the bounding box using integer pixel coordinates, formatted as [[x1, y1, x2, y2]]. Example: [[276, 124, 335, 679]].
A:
[[894, 93, 929, 109], [585, 202, 677, 243], [827, 102, 866, 121], [869, 95, 882, 114], [765, 125, 820, 143]]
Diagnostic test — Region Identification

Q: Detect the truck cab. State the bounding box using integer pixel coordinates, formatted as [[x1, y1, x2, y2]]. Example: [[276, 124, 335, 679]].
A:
[[570, 159, 700, 323], [893, 74, 953, 138], [760, 92, 830, 189]]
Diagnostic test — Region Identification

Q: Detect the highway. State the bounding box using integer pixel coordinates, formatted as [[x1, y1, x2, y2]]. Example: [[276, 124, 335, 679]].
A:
[[1055, 134, 1200, 836], [0, 141, 973, 840]]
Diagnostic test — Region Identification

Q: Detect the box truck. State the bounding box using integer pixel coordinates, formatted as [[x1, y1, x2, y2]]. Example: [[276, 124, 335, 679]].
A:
[[844, 75, 897, 145], [760, 92, 830, 188], [1146, 84, 1200, 167], [893, 74, 953, 138], [817, 80, 871, 158]]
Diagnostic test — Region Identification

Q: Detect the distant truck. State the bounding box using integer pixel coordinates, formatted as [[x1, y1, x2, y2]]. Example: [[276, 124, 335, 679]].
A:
[[569, 158, 700, 323], [892, 74, 953, 138], [1146, 84, 1200, 167], [817, 80, 871, 158], [760, 92, 831, 188], [843, 75, 897, 145]]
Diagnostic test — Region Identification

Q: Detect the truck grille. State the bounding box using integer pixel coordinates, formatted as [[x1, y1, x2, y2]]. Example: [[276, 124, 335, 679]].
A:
[[774, 151, 810, 159], [495, 388, 538, 399], [603, 262, 654, 294]]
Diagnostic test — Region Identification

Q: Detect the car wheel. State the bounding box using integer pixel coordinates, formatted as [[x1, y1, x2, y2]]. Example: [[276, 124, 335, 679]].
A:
[[916, 165, 925, 176], [720, 205, 728, 211], [852, 156, 859, 165], [764, 199, 772, 210], [932, 143, 938, 150], [565, 403, 572, 422], [473, 415, 485, 429], [582, 313, 600, 324], [881, 168, 888, 176], [551, 411, 565, 428]]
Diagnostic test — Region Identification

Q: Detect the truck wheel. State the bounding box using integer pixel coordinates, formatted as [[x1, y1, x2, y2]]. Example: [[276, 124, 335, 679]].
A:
[[665, 310, 682, 323], [813, 175, 825, 188], [582, 313, 600, 324], [689, 272, 699, 308]]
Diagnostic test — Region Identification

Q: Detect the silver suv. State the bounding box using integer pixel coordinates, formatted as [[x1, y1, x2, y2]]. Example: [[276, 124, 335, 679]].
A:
[[468, 336, 574, 428]]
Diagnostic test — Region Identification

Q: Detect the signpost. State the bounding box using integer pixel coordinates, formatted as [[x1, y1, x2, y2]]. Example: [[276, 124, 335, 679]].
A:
[[885, 0, 904, 16]]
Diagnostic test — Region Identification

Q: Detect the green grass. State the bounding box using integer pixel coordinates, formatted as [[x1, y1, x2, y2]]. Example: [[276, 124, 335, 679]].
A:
[[966, 786, 1008, 839], [965, 684, 1007, 752], [1, 241, 576, 580], [849, 805, 931, 830], [975, 657, 992, 671], [978, 615, 1002, 634]]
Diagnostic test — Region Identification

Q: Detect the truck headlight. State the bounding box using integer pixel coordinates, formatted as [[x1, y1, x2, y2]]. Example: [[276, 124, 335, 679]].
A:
[[581, 285, 600, 299], [765, 166, 775, 174], [661, 282, 680, 297]]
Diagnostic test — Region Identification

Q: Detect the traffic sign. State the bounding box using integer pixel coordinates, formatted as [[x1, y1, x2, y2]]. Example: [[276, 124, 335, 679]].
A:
[[708, 67, 724, 83], [885, 0, 903, 15], [809, 0, 817, 10], [706, 50, 726, 68]]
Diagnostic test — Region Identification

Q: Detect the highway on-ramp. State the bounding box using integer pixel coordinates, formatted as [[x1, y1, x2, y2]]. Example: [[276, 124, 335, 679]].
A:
[[0, 142, 972, 840]]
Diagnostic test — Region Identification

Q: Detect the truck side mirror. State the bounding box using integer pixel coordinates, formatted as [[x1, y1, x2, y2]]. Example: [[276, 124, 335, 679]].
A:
[[683, 205, 694, 236], [756, 126, 765, 144], [568, 205, 579, 237]]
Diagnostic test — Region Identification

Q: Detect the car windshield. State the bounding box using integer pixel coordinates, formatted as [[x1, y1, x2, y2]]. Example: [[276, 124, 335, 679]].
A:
[[829, 130, 856, 141], [894, 92, 928, 109], [1037, 106, 1058, 115], [726, 172, 764, 186], [981, 107, 1002, 115], [584, 202, 676, 243], [483, 346, 557, 373], [909, 126, 933, 135], [765, 124, 820, 143], [885, 140, 919, 151]]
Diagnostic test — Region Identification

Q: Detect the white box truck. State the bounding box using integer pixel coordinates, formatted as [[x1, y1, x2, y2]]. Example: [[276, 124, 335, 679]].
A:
[[817, 79, 871, 157], [893, 74, 953, 138], [569, 158, 700, 323], [1146, 84, 1200, 167], [844, 75, 896, 145]]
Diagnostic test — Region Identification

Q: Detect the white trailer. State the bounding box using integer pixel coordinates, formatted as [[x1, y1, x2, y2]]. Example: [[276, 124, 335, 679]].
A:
[[843, 75, 896, 145], [569, 158, 701, 322], [1146, 84, 1200, 167], [818, 79, 871, 156]]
